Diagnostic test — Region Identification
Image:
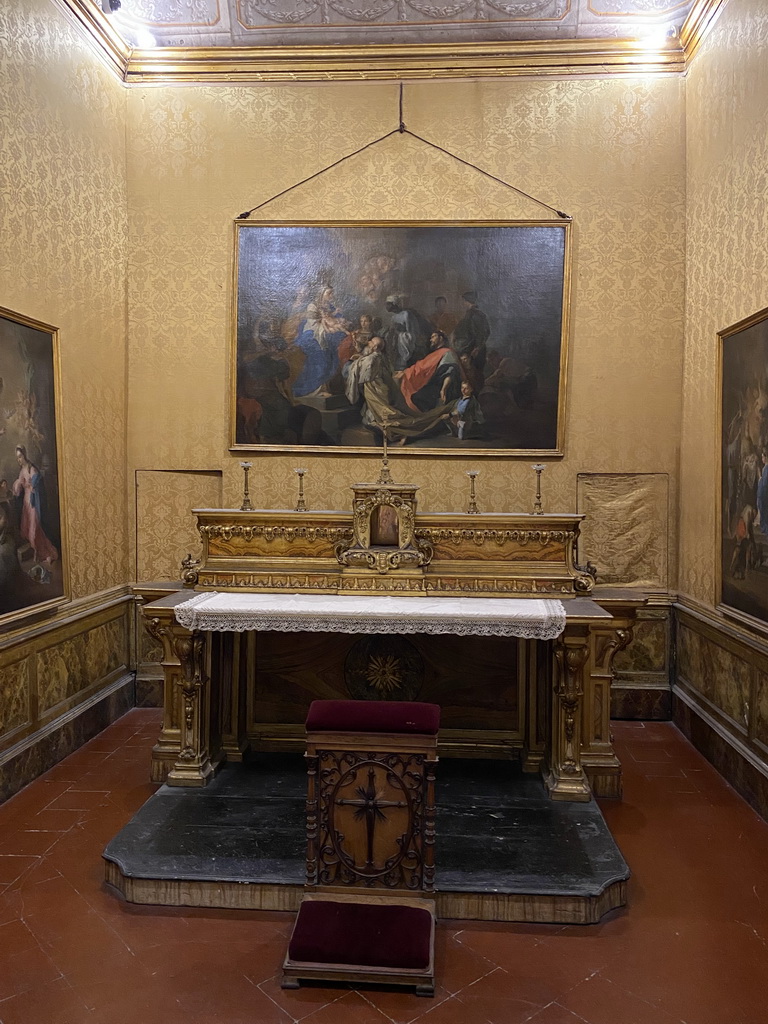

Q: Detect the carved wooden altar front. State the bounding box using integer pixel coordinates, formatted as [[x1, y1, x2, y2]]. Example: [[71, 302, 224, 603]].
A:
[[141, 474, 642, 803]]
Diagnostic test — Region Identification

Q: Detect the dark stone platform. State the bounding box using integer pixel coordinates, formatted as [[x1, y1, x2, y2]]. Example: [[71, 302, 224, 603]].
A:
[[104, 756, 629, 924]]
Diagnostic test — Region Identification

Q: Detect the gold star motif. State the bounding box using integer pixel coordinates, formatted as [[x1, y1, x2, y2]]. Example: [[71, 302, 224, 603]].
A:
[[365, 653, 402, 694]]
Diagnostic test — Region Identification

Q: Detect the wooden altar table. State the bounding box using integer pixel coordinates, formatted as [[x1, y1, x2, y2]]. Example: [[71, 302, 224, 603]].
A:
[[142, 586, 623, 802]]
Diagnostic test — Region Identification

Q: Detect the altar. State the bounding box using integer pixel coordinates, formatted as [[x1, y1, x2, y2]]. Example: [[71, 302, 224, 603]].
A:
[[138, 459, 643, 804]]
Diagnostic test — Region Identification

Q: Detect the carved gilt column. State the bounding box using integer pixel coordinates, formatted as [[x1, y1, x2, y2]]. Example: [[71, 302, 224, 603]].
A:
[[545, 624, 592, 802], [145, 613, 183, 784], [167, 629, 214, 787]]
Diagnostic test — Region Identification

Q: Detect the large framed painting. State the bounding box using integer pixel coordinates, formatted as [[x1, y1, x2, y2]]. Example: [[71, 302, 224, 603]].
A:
[[0, 307, 67, 624], [719, 306, 768, 629], [231, 221, 571, 455]]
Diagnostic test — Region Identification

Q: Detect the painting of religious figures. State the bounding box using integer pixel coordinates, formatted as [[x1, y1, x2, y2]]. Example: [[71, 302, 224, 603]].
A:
[[719, 306, 768, 628], [0, 307, 67, 623], [231, 221, 570, 455]]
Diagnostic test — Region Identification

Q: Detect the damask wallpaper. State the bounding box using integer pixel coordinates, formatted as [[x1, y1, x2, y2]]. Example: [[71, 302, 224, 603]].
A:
[[0, 0, 129, 601], [681, 0, 768, 609], [0, 0, 131, 795], [126, 78, 685, 581]]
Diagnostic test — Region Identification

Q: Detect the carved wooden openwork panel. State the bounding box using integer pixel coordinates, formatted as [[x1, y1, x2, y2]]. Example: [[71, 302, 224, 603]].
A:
[[310, 749, 434, 892]]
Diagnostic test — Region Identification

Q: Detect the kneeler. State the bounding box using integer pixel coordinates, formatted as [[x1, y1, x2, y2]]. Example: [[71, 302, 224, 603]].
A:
[[282, 699, 440, 996]]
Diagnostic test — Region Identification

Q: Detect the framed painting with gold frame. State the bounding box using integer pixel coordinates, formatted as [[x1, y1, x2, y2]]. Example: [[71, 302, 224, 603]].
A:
[[0, 306, 68, 625], [230, 220, 571, 456], [718, 305, 768, 631]]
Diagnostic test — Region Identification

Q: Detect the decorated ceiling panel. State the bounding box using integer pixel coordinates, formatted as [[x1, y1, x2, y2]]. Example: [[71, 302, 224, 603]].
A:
[[112, 0, 694, 45]]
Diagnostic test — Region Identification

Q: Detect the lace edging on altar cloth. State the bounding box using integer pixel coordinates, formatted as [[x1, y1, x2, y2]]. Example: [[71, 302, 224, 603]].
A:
[[173, 592, 567, 641]]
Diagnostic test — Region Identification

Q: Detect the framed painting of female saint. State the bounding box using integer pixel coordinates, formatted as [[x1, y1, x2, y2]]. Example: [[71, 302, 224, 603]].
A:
[[231, 221, 571, 456], [0, 307, 67, 624], [719, 306, 768, 630]]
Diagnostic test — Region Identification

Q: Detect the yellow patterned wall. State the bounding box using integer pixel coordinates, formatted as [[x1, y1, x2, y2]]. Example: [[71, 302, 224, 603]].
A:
[[0, 0, 128, 600], [681, 0, 768, 608], [126, 78, 686, 582]]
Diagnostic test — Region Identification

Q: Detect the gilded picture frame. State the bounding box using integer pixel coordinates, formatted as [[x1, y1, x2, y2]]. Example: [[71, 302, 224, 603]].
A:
[[0, 306, 68, 625], [230, 220, 571, 456], [718, 305, 768, 631]]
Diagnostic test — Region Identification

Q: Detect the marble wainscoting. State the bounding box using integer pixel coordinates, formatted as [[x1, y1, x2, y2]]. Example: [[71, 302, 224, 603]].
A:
[[0, 589, 134, 804], [674, 601, 768, 822], [611, 604, 672, 720]]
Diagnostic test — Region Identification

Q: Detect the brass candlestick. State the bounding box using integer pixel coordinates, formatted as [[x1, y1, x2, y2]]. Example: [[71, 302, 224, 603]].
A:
[[466, 470, 480, 514], [532, 463, 545, 514], [239, 461, 253, 511], [294, 468, 308, 512], [377, 428, 393, 484]]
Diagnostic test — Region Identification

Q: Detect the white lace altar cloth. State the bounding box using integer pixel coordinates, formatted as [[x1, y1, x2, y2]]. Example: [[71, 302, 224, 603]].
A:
[[174, 592, 567, 640]]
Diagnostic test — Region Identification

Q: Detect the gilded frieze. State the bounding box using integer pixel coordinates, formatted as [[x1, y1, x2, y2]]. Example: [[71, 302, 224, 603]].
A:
[[419, 530, 568, 563]]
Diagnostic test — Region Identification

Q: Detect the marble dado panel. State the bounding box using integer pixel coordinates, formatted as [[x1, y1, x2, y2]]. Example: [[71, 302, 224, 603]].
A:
[[614, 611, 668, 677], [0, 656, 32, 737], [37, 617, 127, 715], [0, 600, 131, 755], [756, 673, 768, 759], [677, 621, 752, 729], [611, 607, 670, 720], [673, 607, 768, 809]]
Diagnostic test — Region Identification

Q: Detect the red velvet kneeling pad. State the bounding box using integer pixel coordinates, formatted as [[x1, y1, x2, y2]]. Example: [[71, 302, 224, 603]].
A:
[[288, 900, 432, 970], [305, 699, 440, 735]]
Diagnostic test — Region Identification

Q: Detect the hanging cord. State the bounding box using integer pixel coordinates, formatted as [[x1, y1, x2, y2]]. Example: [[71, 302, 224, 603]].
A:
[[238, 83, 570, 220], [238, 129, 400, 218], [401, 128, 569, 219]]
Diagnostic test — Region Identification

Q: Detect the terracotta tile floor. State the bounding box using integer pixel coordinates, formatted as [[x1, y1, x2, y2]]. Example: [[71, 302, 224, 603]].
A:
[[1, 711, 767, 1024]]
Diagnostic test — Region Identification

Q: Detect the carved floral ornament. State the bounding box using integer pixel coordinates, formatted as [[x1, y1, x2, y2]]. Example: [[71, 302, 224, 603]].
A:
[[238, 0, 565, 25], [198, 571, 574, 592], [198, 524, 353, 543], [415, 527, 573, 546], [197, 522, 573, 547]]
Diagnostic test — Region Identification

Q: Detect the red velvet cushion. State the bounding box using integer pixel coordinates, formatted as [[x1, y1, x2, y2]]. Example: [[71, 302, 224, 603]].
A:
[[288, 900, 432, 970], [306, 700, 440, 735]]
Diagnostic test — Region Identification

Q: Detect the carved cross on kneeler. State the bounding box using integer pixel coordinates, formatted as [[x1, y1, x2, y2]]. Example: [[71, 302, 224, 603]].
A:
[[336, 767, 407, 870]]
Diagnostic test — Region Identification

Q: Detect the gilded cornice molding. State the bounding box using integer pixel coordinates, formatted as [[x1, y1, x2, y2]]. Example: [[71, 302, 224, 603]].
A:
[[680, 0, 729, 62], [51, 0, 130, 79], [55, 0, 725, 84], [123, 38, 685, 83]]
